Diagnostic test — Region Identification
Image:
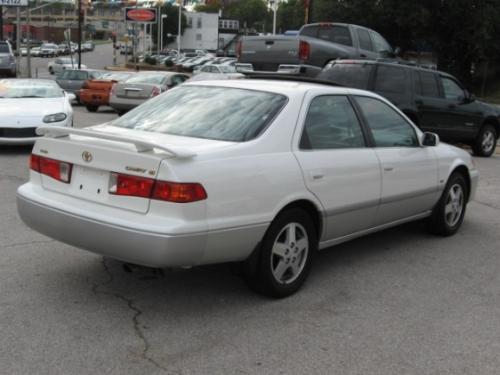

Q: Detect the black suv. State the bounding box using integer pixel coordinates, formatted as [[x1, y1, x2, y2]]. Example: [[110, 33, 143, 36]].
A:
[[318, 60, 500, 156]]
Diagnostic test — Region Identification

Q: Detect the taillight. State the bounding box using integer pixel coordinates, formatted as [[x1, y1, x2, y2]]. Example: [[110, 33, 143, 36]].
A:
[[236, 40, 242, 59], [299, 40, 310, 61], [152, 181, 207, 203], [109, 172, 207, 203], [151, 86, 161, 97], [110, 83, 117, 96], [30, 154, 72, 183], [109, 173, 154, 198]]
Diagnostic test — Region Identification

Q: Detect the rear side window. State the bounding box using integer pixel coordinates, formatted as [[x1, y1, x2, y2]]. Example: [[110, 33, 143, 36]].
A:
[[374, 65, 407, 94], [300, 96, 365, 149], [317, 26, 352, 46], [317, 63, 373, 89], [300, 26, 318, 38], [416, 71, 439, 98], [355, 96, 418, 147], [357, 29, 373, 51]]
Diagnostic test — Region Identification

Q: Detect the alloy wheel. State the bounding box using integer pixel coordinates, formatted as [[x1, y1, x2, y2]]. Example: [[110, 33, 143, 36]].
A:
[[481, 129, 496, 154], [444, 183, 464, 227]]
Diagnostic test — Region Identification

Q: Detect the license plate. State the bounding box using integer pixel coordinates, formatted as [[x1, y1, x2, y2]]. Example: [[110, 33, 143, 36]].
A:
[[72, 166, 109, 201]]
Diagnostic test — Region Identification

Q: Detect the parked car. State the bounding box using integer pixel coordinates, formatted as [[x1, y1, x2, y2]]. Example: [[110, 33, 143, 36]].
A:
[[40, 43, 59, 58], [79, 72, 135, 112], [237, 23, 395, 77], [49, 58, 87, 75], [0, 79, 74, 144], [318, 60, 500, 157], [194, 64, 237, 75], [109, 71, 188, 115], [57, 44, 70, 55], [30, 47, 41, 57], [82, 41, 95, 52], [119, 45, 133, 55], [56, 69, 106, 102], [17, 78, 478, 297], [0, 41, 16, 77]]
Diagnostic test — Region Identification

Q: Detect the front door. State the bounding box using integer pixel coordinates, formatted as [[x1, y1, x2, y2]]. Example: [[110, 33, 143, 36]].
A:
[[353, 95, 439, 225], [294, 93, 381, 240]]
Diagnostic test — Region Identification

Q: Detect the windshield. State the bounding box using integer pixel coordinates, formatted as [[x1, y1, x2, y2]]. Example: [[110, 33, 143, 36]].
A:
[[220, 66, 236, 73], [0, 80, 63, 98], [110, 85, 287, 142], [125, 74, 166, 85]]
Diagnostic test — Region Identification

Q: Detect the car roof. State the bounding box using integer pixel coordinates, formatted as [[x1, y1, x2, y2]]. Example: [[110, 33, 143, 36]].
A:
[[184, 78, 381, 98], [332, 59, 452, 77]]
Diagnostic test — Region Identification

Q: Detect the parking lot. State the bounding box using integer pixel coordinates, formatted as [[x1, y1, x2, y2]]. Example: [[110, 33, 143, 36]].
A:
[[1, 103, 499, 374]]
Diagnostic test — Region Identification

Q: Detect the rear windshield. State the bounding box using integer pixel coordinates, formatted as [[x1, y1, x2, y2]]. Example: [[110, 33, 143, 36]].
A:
[[317, 63, 373, 89], [59, 70, 89, 80], [0, 44, 9, 53], [125, 74, 167, 84], [110, 85, 287, 142]]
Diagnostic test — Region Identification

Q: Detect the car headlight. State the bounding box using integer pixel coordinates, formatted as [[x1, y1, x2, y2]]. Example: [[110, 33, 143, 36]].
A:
[[43, 113, 67, 123]]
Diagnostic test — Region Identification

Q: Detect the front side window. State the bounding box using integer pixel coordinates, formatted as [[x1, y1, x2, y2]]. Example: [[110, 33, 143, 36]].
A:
[[441, 77, 464, 100], [110, 86, 287, 142], [355, 96, 418, 147], [374, 65, 407, 94], [370, 32, 392, 53], [357, 29, 373, 51], [300, 95, 365, 150]]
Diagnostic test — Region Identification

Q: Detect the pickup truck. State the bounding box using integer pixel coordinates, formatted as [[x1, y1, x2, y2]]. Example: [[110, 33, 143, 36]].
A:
[[236, 23, 396, 77]]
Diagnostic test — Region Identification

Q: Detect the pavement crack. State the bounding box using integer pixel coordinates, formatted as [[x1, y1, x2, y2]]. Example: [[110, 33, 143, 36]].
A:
[[4, 239, 55, 249], [0, 173, 26, 182], [89, 258, 169, 373], [474, 200, 500, 211]]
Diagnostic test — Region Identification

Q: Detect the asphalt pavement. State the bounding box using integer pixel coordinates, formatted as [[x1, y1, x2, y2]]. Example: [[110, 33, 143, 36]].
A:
[[1, 104, 500, 374]]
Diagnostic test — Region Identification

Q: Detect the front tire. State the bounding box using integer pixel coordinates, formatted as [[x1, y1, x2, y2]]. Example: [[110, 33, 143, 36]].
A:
[[427, 173, 468, 236], [472, 124, 497, 157], [245, 208, 317, 298]]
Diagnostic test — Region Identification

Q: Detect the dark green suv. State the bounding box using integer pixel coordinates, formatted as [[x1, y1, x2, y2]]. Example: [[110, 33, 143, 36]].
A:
[[318, 60, 500, 156]]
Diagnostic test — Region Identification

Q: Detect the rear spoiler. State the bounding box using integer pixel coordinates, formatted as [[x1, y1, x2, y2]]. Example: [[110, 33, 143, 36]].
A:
[[36, 126, 197, 159]]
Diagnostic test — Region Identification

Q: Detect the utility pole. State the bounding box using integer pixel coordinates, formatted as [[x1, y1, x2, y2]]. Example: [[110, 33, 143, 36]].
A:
[[177, 0, 181, 61], [27, 8, 31, 77], [16, 7, 20, 76], [157, 6, 161, 56], [0, 6, 3, 41], [77, 0, 82, 69]]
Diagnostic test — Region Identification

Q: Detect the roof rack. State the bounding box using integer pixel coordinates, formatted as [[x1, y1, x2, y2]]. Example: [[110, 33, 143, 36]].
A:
[[244, 74, 344, 87]]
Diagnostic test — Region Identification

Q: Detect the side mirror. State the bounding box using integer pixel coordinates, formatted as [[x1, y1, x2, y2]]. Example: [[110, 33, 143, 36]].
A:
[[393, 47, 402, 57], [66, 92, 76, 102], [422, 132, 439, 147]]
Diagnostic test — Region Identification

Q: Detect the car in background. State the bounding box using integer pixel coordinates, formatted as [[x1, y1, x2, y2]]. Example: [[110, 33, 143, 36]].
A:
[[109, 71, 188, 115], [318, 60, 500, 157], [82, 41, 95, 52], [237, 23, 395, 77], [194, 64, 236, 75], [0, 79, 74, 144], [56, 69, 106, 103], [0, 41, 16, 77], [57, 44, 71, 55], [17, 79, 478, 297], [120, 45, 133, 55], [30, 47, 41, 57], [40, 43, 59, 58], [182, 56, 213, 72], [48, 58, 87, 75], [79, 71, 135, 112]]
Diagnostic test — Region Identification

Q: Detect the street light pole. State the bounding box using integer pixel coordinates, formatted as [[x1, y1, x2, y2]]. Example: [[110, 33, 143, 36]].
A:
[[160, 14, 167, 53], [177, 0, 181, 62], [77, 0, 82, 69]]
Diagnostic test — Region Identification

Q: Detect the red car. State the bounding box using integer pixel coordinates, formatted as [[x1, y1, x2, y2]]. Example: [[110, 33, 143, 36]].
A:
[[80, 72, 135, 112]]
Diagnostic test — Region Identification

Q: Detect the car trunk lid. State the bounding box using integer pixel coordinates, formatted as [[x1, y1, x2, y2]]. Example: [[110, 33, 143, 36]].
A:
[[239, 36, 299, 70], [115, 83, 158, 99]]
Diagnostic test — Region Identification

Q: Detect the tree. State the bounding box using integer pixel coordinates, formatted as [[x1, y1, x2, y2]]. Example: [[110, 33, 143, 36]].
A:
[[277, 0, 306, 32], [225, 0, 270, 31], [151, 3, 188, 49], [194, 0, 222, 13]]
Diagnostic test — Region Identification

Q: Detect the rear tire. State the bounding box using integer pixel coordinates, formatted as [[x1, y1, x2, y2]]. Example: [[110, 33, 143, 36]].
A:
[[244, 208, 316, 298], [86, 105, 98, 113], [472, 124, 497, 157], [427, 173, 468, 236]]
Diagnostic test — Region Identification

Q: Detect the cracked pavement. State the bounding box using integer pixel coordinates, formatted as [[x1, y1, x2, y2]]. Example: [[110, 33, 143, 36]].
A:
[[1, 107, 500, 374]]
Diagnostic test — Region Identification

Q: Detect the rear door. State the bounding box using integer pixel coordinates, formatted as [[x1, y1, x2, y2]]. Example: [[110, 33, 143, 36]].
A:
[[353, 95, 439, 225], [372, 64, 412, 107], [294, 91, 381, 240]]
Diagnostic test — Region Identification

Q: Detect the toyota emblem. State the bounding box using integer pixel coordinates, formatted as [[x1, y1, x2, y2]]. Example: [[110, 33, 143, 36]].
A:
[[82, 151, 93, 163]]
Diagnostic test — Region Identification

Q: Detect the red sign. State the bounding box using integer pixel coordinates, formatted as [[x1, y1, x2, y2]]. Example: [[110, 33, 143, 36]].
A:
[[125, 8, 157, 23]]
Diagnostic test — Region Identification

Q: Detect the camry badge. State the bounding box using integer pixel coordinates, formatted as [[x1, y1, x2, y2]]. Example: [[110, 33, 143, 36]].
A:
[[82, 151, 93, 163]]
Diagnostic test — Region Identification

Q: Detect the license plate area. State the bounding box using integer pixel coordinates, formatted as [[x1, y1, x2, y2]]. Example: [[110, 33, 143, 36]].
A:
[[71, 166, 109, 202]]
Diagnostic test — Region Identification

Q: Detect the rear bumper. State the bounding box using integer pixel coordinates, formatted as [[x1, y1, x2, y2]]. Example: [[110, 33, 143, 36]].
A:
[[109, 97, 145, 111], [80, 90, 110, 106], [17, 190, 206, 268], [235, 63, 322, 77]]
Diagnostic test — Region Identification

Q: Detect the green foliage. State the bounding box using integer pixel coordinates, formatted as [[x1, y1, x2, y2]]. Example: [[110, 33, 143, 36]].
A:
[[277, 0, 306, 32], [194, 0, 222, 13], [225, 0, 270, 31]]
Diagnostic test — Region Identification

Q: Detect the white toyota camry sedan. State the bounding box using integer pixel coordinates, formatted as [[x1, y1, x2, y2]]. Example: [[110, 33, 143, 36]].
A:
[[0, 79, 74, 145], [17, 79, 479, 297]]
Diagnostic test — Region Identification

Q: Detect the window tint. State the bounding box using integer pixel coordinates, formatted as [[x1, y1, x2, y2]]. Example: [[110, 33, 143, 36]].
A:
[[416, 71, 439, 97], [317, 26, 352, 46], [317, 63, 373, 89], [0, 43, 9, 53], [60, 70, 88, 80], [441, 77, 464, 100], [301, 96, 365, 150], [355, 96, 418, 147], [300, 25, 318, 38], [374, 65, 407, 94], [170, 75, 187, 86], [370, 32, 392, 53], [357, 29, 373, 51]]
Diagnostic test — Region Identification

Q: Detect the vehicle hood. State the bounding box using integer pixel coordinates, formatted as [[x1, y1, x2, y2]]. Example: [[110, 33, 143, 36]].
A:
[[0, 97, 66, 118]]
